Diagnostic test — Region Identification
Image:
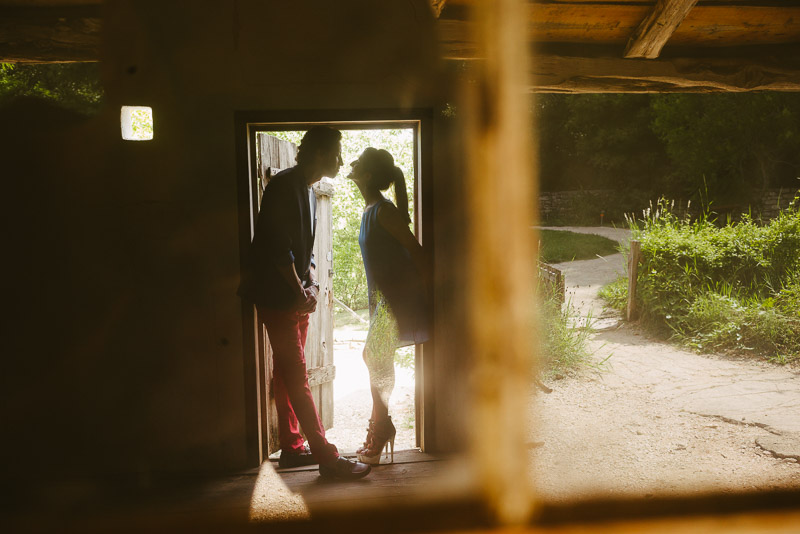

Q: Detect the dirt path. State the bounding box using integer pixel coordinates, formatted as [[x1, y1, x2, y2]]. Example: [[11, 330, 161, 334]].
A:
[[531, 227, 800, 500]]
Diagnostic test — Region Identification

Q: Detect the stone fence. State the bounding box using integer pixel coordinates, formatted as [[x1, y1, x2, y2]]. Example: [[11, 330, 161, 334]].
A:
[[539, 188, 800, 225]]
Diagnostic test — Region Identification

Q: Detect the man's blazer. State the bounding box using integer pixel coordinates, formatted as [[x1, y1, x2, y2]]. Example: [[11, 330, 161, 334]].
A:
[[239, 166, 317, 310]]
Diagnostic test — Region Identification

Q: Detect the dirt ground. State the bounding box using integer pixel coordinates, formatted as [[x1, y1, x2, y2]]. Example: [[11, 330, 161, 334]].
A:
[[323, 226, 800, 501], [531, 227, 800, 501]]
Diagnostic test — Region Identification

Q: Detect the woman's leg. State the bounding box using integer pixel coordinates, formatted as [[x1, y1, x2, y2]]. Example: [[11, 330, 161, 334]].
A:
[[359, 301, 399, 463], [362, 301, 398, 422]]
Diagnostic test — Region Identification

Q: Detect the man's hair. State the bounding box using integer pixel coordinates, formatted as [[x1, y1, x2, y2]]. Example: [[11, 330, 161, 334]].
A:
[[296, 126, 342, 165]]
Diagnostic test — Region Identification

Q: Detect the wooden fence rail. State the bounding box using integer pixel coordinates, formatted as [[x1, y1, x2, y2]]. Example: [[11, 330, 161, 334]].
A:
[[537, 261, 565, 304], [627, 240, 641, 321]]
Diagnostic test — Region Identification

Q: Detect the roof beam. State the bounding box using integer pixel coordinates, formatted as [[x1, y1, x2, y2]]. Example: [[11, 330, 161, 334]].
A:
[[529, 45, 800, 93], [624, 0, 699, 59], [430, 0, 447, 19], [0, 6, 101, 63], [438, 4, 800, 59]]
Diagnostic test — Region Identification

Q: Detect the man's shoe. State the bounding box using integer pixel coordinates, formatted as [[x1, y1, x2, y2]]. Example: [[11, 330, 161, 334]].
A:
[[278, 445, 317, 469], [318, 457, 372, 480]]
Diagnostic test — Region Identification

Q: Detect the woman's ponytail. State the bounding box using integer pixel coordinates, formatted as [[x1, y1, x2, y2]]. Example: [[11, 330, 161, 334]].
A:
[[393, 167, 411, 225]]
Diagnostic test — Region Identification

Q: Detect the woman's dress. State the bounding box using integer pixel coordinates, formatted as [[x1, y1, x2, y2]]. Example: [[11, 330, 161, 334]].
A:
[[358, 198, 430, 347]]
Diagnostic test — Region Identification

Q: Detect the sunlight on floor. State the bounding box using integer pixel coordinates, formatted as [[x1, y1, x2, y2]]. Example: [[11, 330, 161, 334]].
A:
[[249, 462, 310, 522]]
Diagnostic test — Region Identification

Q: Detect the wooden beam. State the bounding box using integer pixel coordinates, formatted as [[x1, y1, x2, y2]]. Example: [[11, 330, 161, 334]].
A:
[[438, 4, 800, 59], [430, 0, 447, 19], [462, 0, 535, 525], [527, 45, 800, 93], [624, 0, 699, 59], [0, 6, 101, 62]]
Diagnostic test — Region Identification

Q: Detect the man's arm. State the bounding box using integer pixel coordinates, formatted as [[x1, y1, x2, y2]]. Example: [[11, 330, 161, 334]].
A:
[[276, 262, 306, 301], [255, 176, 317, 312], [276, 261, 318, 314]]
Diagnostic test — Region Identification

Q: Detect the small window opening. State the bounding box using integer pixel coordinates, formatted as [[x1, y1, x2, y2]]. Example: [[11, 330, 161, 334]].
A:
[[121, 106, 153, 140]]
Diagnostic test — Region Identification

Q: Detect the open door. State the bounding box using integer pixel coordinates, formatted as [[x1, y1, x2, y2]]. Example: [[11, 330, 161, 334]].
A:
[[253, 133, 335, 456]]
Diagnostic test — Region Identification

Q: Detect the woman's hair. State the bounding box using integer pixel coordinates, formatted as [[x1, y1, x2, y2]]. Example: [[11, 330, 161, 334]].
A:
[[360, 147, 411, 224], [296, 126, 342, 166]]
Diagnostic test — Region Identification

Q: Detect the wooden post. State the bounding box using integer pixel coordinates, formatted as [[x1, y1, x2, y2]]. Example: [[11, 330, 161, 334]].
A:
[[627, 240, 641, 321], [463, 0, 535, 525]]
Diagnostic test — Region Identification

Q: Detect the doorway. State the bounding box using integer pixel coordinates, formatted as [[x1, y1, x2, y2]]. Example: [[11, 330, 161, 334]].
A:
[[235, 111, 433, 465]]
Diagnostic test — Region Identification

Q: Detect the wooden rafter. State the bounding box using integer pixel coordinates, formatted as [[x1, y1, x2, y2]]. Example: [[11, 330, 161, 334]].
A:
[[0, 6, 101, 63], [430, 0, 447, 19], [530, 45, 800, 93], [437, 4, 800, 58], [624, 0, 699, 59]]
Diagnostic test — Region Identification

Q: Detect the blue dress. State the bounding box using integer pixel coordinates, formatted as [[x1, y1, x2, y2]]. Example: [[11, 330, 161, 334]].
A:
[[359, 198, 430, 347]]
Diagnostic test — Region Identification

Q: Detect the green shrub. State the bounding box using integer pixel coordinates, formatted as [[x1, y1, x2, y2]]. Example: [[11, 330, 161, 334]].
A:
[[612, 197, 800, 363], [775, 276, 800, 317], [671, 292, 744, 352], [598, 276, 627, 311]]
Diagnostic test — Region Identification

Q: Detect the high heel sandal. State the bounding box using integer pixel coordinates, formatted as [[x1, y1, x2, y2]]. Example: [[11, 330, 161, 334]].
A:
[[356, 419, 375, 456], [357, 416, 396, 465]]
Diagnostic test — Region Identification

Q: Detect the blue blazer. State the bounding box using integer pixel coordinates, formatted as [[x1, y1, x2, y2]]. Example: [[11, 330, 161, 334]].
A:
[[239, 166, 316, 310]]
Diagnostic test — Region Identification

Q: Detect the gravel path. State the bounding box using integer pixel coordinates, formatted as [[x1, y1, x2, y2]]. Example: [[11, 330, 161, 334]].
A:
[[531, 227, 800, 500]]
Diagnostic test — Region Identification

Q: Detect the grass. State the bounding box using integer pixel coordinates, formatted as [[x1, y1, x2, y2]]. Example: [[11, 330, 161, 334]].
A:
[[600, 197, 800, 364], [534, 229, 615, 378], [538, 229, 620, 263], [538, 285, 595, 379]]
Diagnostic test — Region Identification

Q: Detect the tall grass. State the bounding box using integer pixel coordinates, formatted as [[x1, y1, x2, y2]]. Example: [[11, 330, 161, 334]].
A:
[[606, 197, 800, 363], [538, 285, 594, 378]]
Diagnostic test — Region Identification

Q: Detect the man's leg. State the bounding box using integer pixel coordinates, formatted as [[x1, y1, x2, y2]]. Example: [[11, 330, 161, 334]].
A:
[[272, 364, 305, 453], [258, 308, 304, 453], [259, 307, 338, 465]]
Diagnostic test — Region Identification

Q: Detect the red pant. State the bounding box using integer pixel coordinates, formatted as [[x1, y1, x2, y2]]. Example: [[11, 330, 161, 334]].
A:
[[258, 306, 338, 464]]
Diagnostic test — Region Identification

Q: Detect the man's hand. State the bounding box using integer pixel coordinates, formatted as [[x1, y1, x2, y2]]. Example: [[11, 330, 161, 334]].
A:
[[297, 285, 318, 314]]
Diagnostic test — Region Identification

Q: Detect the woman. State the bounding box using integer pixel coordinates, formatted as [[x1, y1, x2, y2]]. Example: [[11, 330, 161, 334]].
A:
[[348, 147, 430, 465]]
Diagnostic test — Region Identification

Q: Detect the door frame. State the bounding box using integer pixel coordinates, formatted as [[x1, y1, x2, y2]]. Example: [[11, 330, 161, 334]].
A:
[[235, 109, 434, 466]]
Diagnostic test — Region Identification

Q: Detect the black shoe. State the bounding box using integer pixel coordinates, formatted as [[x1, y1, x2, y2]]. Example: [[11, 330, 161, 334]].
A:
[[278, 445, 317, 469], [318, 457, 372, 480]]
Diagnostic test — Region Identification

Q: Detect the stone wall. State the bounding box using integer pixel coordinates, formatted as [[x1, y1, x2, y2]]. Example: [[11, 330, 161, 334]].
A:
[[538, 189, 650, 225], [758, 188, 800, 219], [539, 188, 800, 225]]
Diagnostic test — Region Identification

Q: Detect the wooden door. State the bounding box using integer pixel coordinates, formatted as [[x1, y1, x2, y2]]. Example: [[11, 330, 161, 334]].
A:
[[307, 179, 335, 430], [254, 133, 335, 457]]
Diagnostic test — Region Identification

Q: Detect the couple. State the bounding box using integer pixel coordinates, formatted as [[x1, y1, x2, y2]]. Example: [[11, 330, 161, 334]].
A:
[[239, 126, 429, 480]]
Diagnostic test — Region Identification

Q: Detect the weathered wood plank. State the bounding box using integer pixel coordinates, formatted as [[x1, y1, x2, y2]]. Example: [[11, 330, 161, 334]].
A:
[[625, 0, 700, 59], [430, 0, 447, 18], [310, 179, 334, 429], [306, 363, 335, 389], [538, 261, 565, 304], [280, 456, 450, 503], [271, 448, 441, 471], [626, 240, 641, 321], [0, 6, 101, 62], [438, 5, 800, 59], [528, 46, 800, 92]]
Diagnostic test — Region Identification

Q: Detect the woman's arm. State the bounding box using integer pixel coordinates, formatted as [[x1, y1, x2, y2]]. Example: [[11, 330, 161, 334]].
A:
[[376, 203, 429, 287]]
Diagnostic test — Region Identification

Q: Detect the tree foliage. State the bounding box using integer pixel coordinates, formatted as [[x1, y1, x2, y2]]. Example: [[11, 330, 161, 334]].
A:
[[650, 94, 800, 201], [538, 93, 800, 204], [0, 62, 103, 115]]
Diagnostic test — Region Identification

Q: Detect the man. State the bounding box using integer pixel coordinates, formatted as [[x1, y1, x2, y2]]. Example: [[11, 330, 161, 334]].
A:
[[240, 126, 371, 480]]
